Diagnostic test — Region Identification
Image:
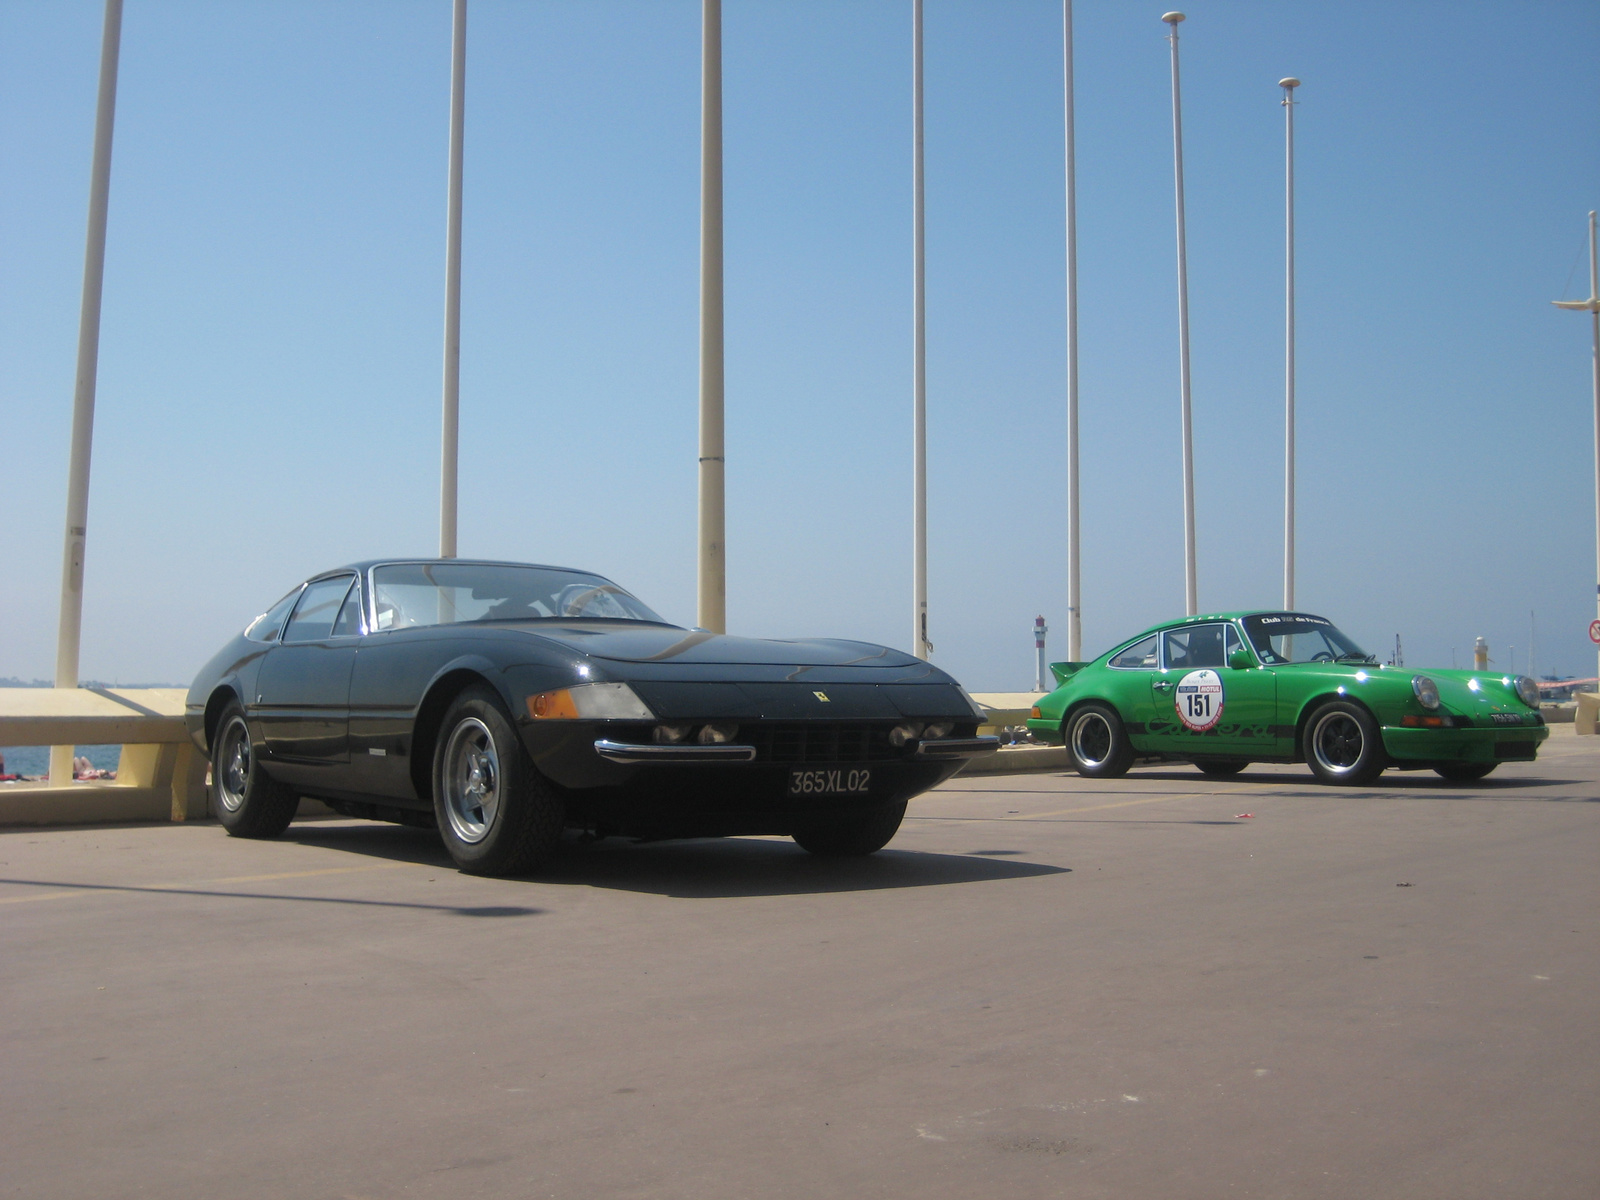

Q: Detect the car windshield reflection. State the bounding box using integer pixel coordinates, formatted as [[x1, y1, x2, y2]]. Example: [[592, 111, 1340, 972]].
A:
[[370, 562, 669, 631], [1242, 613, 1374, 665]]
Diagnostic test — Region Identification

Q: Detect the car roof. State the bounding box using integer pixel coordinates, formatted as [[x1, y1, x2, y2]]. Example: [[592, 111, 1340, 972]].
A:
[[306, 559, 610, 582], [1117, 610, 1333, 644]]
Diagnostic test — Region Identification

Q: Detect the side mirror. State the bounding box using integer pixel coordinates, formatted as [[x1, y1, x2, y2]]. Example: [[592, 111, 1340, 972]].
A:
[[1228, 646, 1256, 671]]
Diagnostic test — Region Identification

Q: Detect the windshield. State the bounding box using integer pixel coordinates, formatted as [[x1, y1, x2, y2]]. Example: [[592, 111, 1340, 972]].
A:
[[1242, 613, 1373, 665], [369, 563, 668, 631]]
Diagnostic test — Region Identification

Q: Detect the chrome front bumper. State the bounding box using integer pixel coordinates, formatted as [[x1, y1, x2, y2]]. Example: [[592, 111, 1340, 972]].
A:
[[592, 734, 1001, 765], [593, 739, 758, 764], [913, 736, 1002, 760]]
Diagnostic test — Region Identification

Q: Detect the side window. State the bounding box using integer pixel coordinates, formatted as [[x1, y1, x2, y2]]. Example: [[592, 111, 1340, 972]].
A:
[[1225, 624, 1246, 660], [1108, 634, 1158, 670], [244, 589, 302, 644], [1164, 623, 1228, 670], [282, 576, 354, 644], [331, 579, 365, 638]]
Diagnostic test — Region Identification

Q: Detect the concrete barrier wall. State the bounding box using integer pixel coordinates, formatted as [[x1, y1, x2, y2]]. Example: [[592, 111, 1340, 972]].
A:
[[0, 688, 208, 827]]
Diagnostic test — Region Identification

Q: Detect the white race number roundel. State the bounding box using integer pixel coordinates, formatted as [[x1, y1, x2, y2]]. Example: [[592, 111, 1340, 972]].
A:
[[1175, 669, 1225, 732]]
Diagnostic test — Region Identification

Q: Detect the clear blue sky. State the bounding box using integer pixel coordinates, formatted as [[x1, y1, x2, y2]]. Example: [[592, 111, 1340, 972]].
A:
[[2, 0, 1597, 689]]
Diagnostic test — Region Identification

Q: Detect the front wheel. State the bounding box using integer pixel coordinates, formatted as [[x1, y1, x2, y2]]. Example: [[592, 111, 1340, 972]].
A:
[[211, 704, 299, 838], [1065, 703, 1135, 778], [1435, 762, 1497, 782], [433, 686, 564, 875], [792, 799, 907, 857], [1304, 701, 1386, 786]]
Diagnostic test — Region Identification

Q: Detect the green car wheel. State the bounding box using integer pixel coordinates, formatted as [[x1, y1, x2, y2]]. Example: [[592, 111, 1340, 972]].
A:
[[1066, 703, 1135, 778], [1305, 700, 1386, 786]]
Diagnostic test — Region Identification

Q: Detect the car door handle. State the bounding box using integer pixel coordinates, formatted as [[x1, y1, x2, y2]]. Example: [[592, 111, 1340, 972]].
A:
[[1152, 679, 1174, 692]]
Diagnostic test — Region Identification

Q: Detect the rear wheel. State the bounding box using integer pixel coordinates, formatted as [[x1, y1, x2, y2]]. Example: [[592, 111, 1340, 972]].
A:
[[1065, 703, 1135, 778], [211, 704, 299, 838], [792, 799, 907, 857], [1304, 701, 1386, 786], [1434, 762, 1497, 782], [1196, 760, 1248, 777], [433, 686, 564, 875]]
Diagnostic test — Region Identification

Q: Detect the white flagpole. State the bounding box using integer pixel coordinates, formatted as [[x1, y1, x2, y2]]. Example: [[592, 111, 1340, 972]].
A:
[[1281, 76, 1300, 610], [1063, 0, 1081, 661], [50, 0, 124, 787], [1163, 12, 1197, 617], [439, 0, 466, 559], [912, 0, 930, 658], [1553, 211, 1600, 684], [698, 0, 727, 633]]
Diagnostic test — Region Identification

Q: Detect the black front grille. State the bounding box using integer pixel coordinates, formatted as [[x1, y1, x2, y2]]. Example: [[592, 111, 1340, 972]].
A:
[[1494, 741, 1536, 759], [744, 723, 905, 764]]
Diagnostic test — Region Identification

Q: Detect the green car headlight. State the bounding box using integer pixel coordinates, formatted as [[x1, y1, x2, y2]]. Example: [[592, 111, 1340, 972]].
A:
[[1513, 675, 1540, 707], [1411, 675, 1440, 710]]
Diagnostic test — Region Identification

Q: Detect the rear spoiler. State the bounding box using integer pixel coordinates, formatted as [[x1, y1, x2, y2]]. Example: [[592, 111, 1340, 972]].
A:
[[1049, 661, 1090, 687]]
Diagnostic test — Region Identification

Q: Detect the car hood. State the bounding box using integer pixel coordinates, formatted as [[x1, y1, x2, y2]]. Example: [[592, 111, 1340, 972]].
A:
[[1420, 668, 1531, 715], [504, 623, 921, 669]]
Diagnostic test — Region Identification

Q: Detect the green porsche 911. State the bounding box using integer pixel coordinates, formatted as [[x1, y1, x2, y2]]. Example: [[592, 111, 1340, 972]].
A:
[[1025, 611, 1548, 785]]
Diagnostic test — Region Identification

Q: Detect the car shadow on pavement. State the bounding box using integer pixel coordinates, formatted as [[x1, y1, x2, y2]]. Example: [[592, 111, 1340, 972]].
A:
[[1125, 769, 1587, 793], [281, 820, 1068, 898], [530, 837, 1070, 898]]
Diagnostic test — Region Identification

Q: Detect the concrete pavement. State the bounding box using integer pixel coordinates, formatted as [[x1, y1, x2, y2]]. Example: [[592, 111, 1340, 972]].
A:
[[2, 730, 1596, 1198]]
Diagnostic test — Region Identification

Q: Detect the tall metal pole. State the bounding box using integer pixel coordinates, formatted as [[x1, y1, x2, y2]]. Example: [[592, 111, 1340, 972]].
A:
[[1281, 76, 1300, 610], [439, 0, 466, 559], [1163, 12, 1197, 616], [1553, 211, 1600, 684], [697, 0, 727, 633], [912, 0, 931, 658], [50, 0, 123, 788], [1063, 0, 1082, 661]]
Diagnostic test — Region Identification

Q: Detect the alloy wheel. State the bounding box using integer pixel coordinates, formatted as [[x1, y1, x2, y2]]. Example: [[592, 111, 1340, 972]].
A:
[[441, 717, 501, 844]]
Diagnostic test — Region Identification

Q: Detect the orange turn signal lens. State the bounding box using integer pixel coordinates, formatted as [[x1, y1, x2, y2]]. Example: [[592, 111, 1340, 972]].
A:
[[1030, 706, 1042, 719], [1400, 714, 1446, 728], [528, 689, 580, 720]]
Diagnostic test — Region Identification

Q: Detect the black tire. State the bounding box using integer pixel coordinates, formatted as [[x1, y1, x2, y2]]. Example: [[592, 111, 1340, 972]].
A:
[[1196, 760, 1248, 777], [432, 685, 564, 876], [792, 799, 907, 857], [1434, 762, 1498, 782], [1064, 703, 1135, 778], [211, 703, 299, 838], [1303, 700, 1387, 786]]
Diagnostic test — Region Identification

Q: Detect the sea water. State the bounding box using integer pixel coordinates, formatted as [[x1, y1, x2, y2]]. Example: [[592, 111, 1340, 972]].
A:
[[1, 745, 122, 779]]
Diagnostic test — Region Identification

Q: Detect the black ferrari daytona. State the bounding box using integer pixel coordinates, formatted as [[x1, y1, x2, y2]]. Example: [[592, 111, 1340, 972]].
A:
[[186, 560, 998, 874]]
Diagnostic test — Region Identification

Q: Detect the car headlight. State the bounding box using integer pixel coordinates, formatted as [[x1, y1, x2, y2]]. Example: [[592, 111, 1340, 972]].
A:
[[923, 719, 955, 740], [1513, 675, 1540, 707], [697, 722, 739, 744], [528, 681, 655, 720], [1411, 674, 1440, 710], [889, 721, 924, 747]]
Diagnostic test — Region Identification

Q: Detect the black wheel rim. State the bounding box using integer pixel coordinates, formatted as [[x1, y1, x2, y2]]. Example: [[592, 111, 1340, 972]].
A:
[[1311, 712, 1363, 773], [1072, 712, 1113, 767]]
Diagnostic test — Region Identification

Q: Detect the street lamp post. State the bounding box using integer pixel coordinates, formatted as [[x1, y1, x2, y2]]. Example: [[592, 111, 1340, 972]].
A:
[[1063, 0, 1081, 661], [439, 0, 466, 559], [1163, 12, 1197, 616], [1281, 76, 1300, 610], [50, 0, 123, 787], [1554, 211, 1600, 684], [912, 0, 930, 658], [698, 0, 727, 634]]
